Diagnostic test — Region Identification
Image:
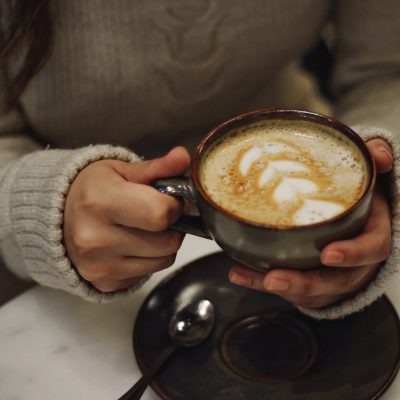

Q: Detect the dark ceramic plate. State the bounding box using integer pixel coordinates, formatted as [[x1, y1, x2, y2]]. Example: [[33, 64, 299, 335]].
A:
[[133, 252, 400, 400]]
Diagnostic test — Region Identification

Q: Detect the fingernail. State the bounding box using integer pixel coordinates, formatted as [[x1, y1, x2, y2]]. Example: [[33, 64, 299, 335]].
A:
[[322, 251, 344, 265], [379, 146, 393, 161], [229, 272, 253, 287], [265, 278, 290, 293]]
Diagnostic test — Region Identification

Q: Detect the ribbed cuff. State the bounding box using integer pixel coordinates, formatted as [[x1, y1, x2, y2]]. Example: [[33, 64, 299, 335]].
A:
[[9, 144, 149, 302], [300, 126, 400, 319]]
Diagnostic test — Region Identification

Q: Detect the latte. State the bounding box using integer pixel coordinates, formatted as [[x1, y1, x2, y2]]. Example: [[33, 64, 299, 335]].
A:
[[200, 119, 367, 227]]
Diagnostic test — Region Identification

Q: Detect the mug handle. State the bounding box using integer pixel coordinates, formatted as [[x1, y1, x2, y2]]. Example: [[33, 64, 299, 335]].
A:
[[153, 177, 212, 239]]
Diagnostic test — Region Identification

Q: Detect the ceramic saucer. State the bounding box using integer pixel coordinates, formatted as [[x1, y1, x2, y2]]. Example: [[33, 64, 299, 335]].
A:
[[133, 252, 400, 400]]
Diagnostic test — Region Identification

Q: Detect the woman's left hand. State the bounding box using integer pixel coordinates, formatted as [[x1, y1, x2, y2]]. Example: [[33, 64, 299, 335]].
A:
[[228, 138, 393, 309]]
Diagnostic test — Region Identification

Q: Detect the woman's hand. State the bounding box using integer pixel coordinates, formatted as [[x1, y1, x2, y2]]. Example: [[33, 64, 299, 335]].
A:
[[64, 147, 190, 292], [228, 138, 393, 309]]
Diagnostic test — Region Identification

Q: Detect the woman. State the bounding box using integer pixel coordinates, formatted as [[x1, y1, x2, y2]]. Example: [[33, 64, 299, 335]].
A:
[[0, 0, 398, 319]]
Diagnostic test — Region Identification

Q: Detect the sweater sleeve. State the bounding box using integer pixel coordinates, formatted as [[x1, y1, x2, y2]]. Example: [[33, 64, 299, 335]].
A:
[[300, 0, 400, 319], [0, 105, 150, 302], [0, 4, 151, 302]]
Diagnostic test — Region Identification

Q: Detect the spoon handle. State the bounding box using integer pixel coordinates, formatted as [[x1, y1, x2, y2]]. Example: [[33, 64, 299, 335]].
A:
[[118, 343, 179, 400]]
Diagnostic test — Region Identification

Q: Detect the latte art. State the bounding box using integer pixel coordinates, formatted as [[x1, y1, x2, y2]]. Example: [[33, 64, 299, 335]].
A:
[[200, 120, 367, 226]]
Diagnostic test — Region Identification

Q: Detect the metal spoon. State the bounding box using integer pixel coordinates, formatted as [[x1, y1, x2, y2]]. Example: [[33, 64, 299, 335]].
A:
[[119, 299, 215, 400]]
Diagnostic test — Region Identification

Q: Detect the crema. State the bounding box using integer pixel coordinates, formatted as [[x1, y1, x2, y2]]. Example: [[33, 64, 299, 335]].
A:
[[200, 119, 367, 227]]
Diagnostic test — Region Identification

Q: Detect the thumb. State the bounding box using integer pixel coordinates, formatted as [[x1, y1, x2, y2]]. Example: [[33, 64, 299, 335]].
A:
[[122, 146, 191, 184], [366, 138, 393, 174]]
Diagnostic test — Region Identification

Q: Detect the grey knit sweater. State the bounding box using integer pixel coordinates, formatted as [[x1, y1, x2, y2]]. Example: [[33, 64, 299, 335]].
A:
[[1, 0, 399, 319]]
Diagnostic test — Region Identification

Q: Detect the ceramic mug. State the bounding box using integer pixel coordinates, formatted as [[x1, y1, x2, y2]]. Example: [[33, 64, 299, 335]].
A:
[[155, 109, 376, 272]]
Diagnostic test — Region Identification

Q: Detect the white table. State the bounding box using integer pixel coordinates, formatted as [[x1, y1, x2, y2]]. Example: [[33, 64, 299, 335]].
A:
[[0, 235, 399, 400]]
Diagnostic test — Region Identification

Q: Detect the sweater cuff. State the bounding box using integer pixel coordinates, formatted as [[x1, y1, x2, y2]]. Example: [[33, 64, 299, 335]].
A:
[[10, 144, 149, 302], [299, 125, 400, 319]]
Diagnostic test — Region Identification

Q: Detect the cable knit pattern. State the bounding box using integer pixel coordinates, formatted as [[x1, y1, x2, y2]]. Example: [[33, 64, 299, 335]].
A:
[[152, 0, 227, 105], [0, 1, 399, 315]]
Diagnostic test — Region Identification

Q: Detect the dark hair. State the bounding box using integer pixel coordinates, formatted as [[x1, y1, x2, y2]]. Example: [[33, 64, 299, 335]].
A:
[[0, 0, 53, 108]]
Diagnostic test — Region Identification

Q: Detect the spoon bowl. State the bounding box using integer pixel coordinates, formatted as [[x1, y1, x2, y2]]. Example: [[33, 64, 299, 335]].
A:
[[169, 299, 215, 346]]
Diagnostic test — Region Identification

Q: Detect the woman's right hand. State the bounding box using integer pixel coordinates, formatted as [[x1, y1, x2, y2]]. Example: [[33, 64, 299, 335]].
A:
[[63, 147, 191, 292]]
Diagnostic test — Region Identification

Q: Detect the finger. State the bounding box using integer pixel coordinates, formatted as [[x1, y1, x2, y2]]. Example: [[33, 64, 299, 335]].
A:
[[229, 264, 376, 297], [91, 278, 140, 293], [119, 147, 191, 184], [366, 138, 393, 173], [320, 194, 391, 267], [82, 149, 189, 231], [229, 268, 346, 308], [80, 254, 177, 282], [69, 223, 184, 258], [276, 294, 345, 309], [114, 226, 184, 257], [120, 254, 177, 277], [107, 182, 184, 231]]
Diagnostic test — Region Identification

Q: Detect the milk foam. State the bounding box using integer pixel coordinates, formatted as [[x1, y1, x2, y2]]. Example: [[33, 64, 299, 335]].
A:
[[240, 146, 262, 175], [294, 199, 345, 225], [258, 160, 310, 186], [274, 177, 318, 203], [200, 119, 367, 227]]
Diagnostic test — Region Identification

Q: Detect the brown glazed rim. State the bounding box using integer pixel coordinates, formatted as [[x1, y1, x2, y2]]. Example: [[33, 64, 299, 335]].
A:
[[192, 108, 377, 231]]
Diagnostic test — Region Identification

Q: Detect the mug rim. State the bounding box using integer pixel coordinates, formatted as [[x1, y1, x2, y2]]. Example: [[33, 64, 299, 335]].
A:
[[191, 108, 376, 231]]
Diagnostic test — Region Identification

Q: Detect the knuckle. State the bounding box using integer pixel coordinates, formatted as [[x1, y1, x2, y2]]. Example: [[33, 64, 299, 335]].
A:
[[160, 254, 176, 268], [342, 270, 359, 289], [78, 264, 109, 282], [147, 202, 175, 231], [293, 297, 318, 308], [163, 231, 184, 254], [378, 237, 391, 260], [347, 245, 362, 261], [149, 255, 176, 271], [93, 281, 121, 293], [346, 247, 364, 265], [297, 280, 313, 296], [72, 228, 103, 256], [79, 187, 106, 214]]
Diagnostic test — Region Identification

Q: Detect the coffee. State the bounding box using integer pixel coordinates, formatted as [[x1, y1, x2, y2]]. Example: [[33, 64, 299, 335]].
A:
[[200, 119, 367, 227]]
